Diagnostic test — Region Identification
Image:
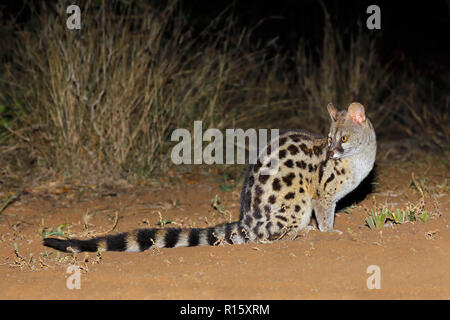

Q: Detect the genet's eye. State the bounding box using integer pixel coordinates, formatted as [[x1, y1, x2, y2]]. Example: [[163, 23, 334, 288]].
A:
[[341, 135, 348, 143]]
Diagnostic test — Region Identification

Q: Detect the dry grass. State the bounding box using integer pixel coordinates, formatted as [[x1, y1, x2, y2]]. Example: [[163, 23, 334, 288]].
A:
[[295, 19, 393, 133], [0, 1, 447, 186], [0, 1, 285, 183]]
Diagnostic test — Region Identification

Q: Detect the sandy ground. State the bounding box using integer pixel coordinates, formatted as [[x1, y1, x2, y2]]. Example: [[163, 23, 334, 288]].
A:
[[0, 155, 449, 300]]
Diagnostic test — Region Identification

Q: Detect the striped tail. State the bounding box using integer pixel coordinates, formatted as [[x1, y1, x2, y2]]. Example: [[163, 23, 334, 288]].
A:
[[43, 221, 248, 253]]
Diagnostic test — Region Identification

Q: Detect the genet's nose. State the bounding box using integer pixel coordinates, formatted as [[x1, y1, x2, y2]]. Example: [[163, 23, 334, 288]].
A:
[[328, 150, 335, 158]]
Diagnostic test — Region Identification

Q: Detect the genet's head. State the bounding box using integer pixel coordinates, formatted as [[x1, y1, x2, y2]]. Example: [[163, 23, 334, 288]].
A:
[[326, 102, 370, 159]]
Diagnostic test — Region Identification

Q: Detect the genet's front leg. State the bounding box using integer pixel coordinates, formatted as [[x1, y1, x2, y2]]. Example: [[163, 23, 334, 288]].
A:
[[312, 199, 336, 232]]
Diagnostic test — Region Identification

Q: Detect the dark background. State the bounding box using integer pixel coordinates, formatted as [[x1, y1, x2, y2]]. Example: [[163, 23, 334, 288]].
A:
[[2, 0, 449, 82]]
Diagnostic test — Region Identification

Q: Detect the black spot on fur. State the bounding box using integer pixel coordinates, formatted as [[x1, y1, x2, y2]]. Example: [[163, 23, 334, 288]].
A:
[[269, 195, 276, 204], [313, 145, 323, 156], [252, 221, 263, 236], [264, 205, 271, 213], [244, 190, 252, 212], [137, 229, 157, 251], [284, 159, 294, 168], [287, 144, 299, 155], [299, 143, 313, 157], [299, 187, 305, 193], [43, 238, 70, 252], [224, 223, 234, 244], [188, 228, 201, 247], [279, 137, 287, 146], [253, 160, 262, 173], [164, 228, 182, 248], [282, 172, 295, 186], [296, 160, 307, 169], [295, 205, 301, 212], [253, 204, 262, 219], [258, 174, 269, 184], [255, 185, 263, 196], [324, 173, 335, 190], [206, 227, 217, 245], [318, 158, 329, 183], [284, 192, 295, 200], [43, 238, 100, 253], [248, 175, 255, 187], [106, 233, 128, 251], [272, 178, 282, 191], [279, 149, 287, 159], [244, 215, 253, 227], [266, 159, 278, 170], [275, 215, 288, 222]]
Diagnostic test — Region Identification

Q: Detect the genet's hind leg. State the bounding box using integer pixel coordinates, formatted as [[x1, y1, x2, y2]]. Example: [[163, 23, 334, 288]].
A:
[[266, 198, 314, 241], [295, 197, 313, 232]]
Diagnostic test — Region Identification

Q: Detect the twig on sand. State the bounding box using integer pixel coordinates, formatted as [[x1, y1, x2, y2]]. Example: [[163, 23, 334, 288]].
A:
[[90, 211, 119, 237]]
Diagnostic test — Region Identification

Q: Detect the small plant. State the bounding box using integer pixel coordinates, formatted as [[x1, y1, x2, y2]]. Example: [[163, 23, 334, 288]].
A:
[[341, 204, 356, 214], [219, 183, 235, 192], [42, 251, 52, 259], [388, 209, 414, 224], [418, 210, 429, 223], [218, 173, 236, 192], [40, 223, 71, 238], [156, 219, 172, 227], [156, 211, 172, 227], [366, 205, 432, 231], [211, 194, 232, 222], [211, 194, 228, 215], [365, 208, 388, 230], [388, 207, 430, 224]]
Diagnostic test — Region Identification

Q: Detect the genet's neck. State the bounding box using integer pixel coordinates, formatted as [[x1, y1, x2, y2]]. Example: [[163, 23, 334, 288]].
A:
[[348, 121, 377, 183]]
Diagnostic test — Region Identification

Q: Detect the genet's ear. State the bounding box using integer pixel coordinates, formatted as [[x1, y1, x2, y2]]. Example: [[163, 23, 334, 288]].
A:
[[327, 103, 338, 122], [347, 102, 366, 125]]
